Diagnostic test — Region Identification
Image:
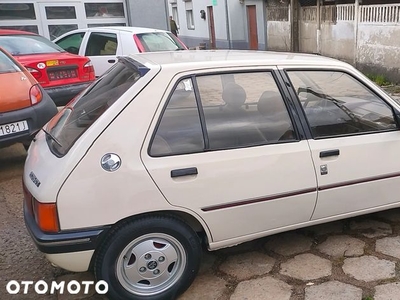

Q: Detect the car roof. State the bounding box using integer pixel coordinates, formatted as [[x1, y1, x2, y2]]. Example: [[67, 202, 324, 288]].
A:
[[129, 50, 350, 70], [78, 26, 169, 34], [0, 29, 36, 36]]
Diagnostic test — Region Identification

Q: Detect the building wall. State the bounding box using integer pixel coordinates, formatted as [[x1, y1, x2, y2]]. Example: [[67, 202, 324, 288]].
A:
[[125, 0, 168, 30], [267, 21, 290, 51], [320, 22, 354, 64], [169, 0, 266, 50], [357, 23, 400, 80], [0, 0, 128, 40], [268, 3, 400, 82]]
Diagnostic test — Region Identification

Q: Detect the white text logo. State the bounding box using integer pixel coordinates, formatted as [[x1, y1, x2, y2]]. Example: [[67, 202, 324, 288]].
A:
[[6, 280, 108, 295]]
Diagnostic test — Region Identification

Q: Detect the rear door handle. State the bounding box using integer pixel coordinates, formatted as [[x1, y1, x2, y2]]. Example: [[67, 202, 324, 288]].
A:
[[171, 167, 198, 178], [320, 149, 340, 158], [108, 59, 116, 63]]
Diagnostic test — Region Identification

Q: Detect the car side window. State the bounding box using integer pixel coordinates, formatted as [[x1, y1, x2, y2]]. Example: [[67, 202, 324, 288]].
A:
[[150, 72, 296, 156], [85, 32, 118, 56], [197, 72, 295, 149], [150, 78, 204, 156], [287, 71, 397, 138], [55, 32, 85, 54]]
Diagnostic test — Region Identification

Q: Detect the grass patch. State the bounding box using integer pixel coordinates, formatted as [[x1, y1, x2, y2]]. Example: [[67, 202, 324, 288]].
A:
[[363, 296, 374, 300], [366, 73, 391, 86]]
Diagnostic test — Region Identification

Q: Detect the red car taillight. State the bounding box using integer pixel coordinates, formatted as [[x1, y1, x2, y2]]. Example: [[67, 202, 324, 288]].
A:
[[29, 84, 43, 105], [133, 34, 145, 53], [26, 67, 42, 80], [83, 60, 94, 74]]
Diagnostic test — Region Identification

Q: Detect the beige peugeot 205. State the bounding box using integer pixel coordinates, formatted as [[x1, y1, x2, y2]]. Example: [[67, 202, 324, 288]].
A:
[[23, 50, 400, 299]]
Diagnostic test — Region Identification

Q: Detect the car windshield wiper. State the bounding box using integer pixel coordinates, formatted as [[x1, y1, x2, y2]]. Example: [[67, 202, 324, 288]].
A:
[[41, 127, 62, 147]]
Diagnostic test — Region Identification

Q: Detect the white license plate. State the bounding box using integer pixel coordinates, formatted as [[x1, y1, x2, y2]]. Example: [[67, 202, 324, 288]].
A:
[[0, 120, 29, 137]]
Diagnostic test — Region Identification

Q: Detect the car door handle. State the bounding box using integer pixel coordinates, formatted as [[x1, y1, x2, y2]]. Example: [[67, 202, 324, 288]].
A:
[[108, 59, 116, 63], [171, 167, 198, 178], [320, 149, 340, 158]]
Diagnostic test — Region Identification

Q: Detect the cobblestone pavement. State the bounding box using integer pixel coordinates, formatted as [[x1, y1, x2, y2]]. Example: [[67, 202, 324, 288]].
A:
[[2, 90, 400, 300]]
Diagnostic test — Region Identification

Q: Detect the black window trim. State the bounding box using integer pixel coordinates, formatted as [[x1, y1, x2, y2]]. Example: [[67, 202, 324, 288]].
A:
[[281, 68, 400, 140], [148, 69, 305, 158]]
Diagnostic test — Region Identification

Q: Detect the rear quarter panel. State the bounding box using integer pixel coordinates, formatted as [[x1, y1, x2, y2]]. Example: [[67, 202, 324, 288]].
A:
[[121, 31, 139, 55], [56, 67, 190, 230]]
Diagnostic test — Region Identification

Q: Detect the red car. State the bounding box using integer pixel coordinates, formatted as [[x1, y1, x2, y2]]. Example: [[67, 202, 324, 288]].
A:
[[0, 30, 95, 106]]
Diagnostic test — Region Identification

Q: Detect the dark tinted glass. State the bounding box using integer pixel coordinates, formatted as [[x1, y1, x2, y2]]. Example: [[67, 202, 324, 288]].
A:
[[48, 60, 141, 156], [45, 6, 76, 19], [198, 72, 295, 150], [0, 3, 35, 20], [150, 78, 204, 156]]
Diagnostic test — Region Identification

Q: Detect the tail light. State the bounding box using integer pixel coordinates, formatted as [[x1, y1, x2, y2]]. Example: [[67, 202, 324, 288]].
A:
[[26, 67, 42, 80], [29, 84, 43, 105], [83, 60, 95, 74], [23, 181, 59, 233], [32, 200, 60, 232], [133, 34, 145, 53]]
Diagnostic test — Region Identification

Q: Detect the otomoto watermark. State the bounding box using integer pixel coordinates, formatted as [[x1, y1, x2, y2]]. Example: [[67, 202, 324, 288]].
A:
[[6, 280, 108, 295]]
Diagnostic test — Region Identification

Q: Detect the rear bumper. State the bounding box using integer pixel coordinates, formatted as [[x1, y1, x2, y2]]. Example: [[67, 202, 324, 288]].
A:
[[0, 88, 58, 148], [24, 199, 110, 255], [45, 82, 92, 106]]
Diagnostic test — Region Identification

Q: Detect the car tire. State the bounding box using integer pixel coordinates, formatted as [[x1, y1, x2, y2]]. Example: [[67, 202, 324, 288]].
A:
[[94, 215, 202, 300]]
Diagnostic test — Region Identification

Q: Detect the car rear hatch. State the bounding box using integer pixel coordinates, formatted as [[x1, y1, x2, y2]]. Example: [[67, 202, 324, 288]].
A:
[[0, 71, 35, 112], [133, 31, 187, 52], [23, 56, 160, 205], [15, 52, 93, 88]]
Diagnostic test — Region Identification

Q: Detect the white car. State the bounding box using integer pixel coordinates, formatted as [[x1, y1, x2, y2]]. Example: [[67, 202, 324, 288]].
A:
[[23, 50, 400, 299], [53, 26, 187, 76]]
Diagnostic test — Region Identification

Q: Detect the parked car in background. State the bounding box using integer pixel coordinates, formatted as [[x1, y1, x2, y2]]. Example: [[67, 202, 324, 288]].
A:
[[0, 29, 95, 106], [53, 26, 187, 76], [24, 50, 400, 299], [0, 47, 57, 150]]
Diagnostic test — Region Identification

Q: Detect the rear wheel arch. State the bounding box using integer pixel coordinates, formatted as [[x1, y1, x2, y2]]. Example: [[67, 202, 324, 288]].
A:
[[90, 210, 211, 270], [92, 212, 205, 299]]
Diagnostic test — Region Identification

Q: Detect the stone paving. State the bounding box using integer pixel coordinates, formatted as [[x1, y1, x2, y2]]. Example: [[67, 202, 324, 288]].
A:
[[179, 216, 400, 300]]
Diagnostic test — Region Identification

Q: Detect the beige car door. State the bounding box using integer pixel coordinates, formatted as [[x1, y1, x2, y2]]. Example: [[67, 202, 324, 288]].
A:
[[286, 69, 400, 220], [142, 69, 318, 245]]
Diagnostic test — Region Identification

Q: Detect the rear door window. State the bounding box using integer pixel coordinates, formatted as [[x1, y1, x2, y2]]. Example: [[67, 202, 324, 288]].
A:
[[85, 32, 118, 56], [150, 71, 296, 157]]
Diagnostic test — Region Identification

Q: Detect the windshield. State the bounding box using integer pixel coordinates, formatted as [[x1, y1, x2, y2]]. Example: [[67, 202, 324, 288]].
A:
[[0, 34, 65, 55], [136, 32, 186, 52], [47, 58, 143, 156], [0, 49, 21, 74]]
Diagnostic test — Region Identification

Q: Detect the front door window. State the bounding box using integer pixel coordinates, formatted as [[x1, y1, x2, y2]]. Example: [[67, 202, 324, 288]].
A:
[[287, 70, 397, 138]]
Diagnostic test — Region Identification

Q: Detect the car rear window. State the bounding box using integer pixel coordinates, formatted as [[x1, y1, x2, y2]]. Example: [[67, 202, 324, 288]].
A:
[[0, 50, 21, 74], [0, 34, 64, 55], [46, 58, 144, 156], [136, 32, 186, 52]]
